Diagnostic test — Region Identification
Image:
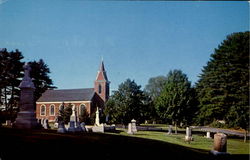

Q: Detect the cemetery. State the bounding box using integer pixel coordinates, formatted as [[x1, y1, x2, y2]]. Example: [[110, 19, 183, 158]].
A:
[[0, 43, 249, 160], [0, 1, 249, 159]]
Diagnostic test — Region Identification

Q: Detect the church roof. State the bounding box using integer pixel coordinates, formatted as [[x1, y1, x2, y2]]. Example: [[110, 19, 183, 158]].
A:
[[37, 88, 95, 102]]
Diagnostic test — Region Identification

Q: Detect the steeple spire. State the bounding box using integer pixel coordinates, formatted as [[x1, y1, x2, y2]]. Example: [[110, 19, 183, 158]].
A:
[[96, 59, 108, 81], [94, 59, 110, 102], [99, 60, 105, 72]]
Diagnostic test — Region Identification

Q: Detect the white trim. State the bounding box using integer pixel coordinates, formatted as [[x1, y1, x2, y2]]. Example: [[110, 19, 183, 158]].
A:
[[36, 101, 91, 104], [40, 105, 46, 116], [49, 104, 55, 116]]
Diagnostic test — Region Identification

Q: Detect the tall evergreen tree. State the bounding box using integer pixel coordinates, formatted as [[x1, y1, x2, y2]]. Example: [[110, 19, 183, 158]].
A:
[[29, 59, 56, 102], [0, 48, 24, 115], [196, 31, 249, 129]]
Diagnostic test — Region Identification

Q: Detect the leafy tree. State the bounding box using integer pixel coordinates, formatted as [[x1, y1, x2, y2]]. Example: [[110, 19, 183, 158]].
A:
[[155, 70, 196, 133], [58, 103, 72, 124], [144, 76, 168, 123], [29, 59, 56, 102], [104, 79, 149, 124], [79, 107, 89, 123], [144, 76, 167, 101], [196, 31, 249, 130]]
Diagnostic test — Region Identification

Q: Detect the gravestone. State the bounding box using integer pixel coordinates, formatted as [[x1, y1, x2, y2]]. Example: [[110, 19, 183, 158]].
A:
[[213, 133, 227, 152], [43, 119, 50, 129], [95, 107, 100, 126], [206, 131, 211, 138], [167, 125, 173, 135], [68, 106, 77, 132], [54, 122, 59, 129], [92, 123, 104, 133], [127, 123, 133, 134], [185, 127, 193, 142], [6, 120, 11, 126], [209, 133, 229, 157], [14, 63, 38, 129], [57, 121, 67, 133], [131, 119, 137, 133]]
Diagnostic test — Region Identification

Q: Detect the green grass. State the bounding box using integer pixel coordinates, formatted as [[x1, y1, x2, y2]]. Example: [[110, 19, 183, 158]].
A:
[[0, 127, 248, 160], [107, 128, 249, 155]]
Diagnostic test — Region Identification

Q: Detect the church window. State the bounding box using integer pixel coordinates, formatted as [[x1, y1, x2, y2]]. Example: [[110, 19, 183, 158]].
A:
[[98, 84, 102, 94], [40, 105, 46, 116], [50, 105, 55, 116]]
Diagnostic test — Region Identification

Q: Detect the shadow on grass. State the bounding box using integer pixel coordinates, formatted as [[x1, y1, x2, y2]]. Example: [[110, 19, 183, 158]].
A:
[[0, 127, 248, 160]]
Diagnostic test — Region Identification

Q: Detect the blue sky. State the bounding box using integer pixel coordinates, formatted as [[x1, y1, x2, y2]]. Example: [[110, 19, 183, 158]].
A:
[[0, 1, 249, 92]]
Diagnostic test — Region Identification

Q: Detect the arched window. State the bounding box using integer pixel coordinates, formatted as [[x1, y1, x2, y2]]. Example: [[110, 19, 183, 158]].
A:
[[50, 105, 55, 116], [40, 105, 46, 116], [98, 84, 102, 94], [79, 104, 86, 116]]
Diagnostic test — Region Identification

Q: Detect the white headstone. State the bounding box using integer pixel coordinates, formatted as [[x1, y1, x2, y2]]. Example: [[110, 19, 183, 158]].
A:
[[127, 123, 133, 134], [131, 119, 137, 133], [95, 107, 100, 126], [6, 120, 11, 126], [167, 125, 172, 135], [185, 127, 192, 141], [92, 123, 104, 133], [206, 131, 211, 138], [68, 105, 77, 132]]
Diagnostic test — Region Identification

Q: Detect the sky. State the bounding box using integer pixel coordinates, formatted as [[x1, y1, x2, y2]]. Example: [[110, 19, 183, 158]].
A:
[[0, 0, 249, 92]]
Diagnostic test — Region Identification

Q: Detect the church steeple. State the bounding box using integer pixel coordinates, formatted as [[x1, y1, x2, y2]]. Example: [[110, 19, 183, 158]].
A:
[[94, 60, 110, 102], [96, 60, 108, 81]]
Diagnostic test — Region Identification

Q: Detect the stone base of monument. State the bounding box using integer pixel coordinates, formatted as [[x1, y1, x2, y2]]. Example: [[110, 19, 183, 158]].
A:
[[75, 122, 83, 132], [13, 111, 38, 129], [57, 121, 67, 133], [67, 121, 76, 132], [92, 124, 105, 133], [104, 124, 116, 132]]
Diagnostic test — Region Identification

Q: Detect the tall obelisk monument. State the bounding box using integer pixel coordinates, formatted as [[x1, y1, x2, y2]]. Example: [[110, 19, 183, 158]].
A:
[[14, 63, 38, 129]]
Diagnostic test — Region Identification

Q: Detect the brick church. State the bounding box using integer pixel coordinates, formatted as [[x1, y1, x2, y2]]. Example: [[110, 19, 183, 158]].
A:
[[36, 61, 110, 122]]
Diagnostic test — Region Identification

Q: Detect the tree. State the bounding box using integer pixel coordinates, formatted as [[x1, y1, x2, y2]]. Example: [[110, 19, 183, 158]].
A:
[[29, 59, 56, 102], [155, 70, 195, 133], [58, 103, 72, 124], [196, 31, 249, 130], [144, 76, 168, 123], [144, 76, 167, 101], [0, 48, 24, 120], [104, 79, 149, 124], [79, 107, 89, 123]]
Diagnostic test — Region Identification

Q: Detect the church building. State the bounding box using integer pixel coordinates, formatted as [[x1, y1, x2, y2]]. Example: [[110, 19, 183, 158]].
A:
[[36, 61, 110, 122]]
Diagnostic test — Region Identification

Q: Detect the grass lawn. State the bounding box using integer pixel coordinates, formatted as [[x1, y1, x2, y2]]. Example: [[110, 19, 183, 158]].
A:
[[0, 127, 248, 160], [109, 128, 249, 155]]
